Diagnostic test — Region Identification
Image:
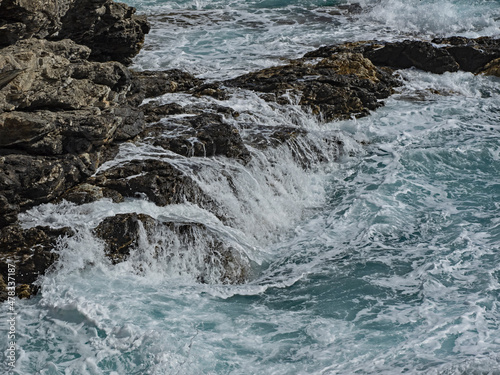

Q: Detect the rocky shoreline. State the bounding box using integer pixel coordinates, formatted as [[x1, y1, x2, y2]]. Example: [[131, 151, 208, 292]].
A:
[[1, 0, 500, 301]]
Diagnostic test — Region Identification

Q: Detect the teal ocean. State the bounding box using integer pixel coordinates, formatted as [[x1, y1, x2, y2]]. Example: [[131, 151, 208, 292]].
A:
[[2, 0, 500, 374]]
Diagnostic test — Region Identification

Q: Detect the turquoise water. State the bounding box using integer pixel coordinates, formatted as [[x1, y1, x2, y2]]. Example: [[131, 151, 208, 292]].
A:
[[2, 1, 500, 374]]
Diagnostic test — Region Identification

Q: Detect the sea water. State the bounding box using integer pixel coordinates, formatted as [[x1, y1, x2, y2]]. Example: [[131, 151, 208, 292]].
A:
[[2, 1, 500, 374]]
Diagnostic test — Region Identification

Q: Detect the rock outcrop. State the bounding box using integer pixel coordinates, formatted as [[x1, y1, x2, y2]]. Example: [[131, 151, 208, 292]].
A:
[[0, 38, 145, 229], [307, 37, 500, 75], [226, 52, 400, 122], [0, 0, 150, 65], [0, 225, 74, 299], [2, 0, 500, 301]]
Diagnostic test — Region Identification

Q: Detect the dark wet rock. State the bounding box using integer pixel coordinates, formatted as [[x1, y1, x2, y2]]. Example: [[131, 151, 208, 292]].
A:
[[307, 37, 500, 75], [365, 40, 460, 74], [0, 225, 74, 301], [432, 36, 500, 73], [94, 213, 249, 283], [141, 113, 251, 163], [141, 101, 238, 123], [56, 0, 150, 65], [88, 159, 213, 207], [131, 69, 203, 99], [190, 82, 230, 100], [60, 183, 124, 204], [226, 52, 399, 122], [0, 0, 149, 65], [241, 124, 308, 150], [0, 154, 96, 228]]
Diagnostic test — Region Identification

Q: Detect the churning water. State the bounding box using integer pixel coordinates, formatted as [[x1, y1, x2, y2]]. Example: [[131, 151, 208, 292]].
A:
[[2, 0, 500, 374]]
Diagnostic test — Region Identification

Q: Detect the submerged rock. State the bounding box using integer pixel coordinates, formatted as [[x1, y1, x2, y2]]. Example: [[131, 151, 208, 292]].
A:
[[94, 213, 249, 284], [0, 225, 74, 301]]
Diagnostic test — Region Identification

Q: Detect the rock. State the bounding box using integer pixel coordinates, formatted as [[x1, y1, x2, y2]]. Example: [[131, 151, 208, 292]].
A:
[[241, 124, 308, 150], [0, 0, 149, 65], [226, 52, 399, 122], [0, 0, 70, 45], [0, 225, 74, 301], [0, 39, 145, 227], [365, 40, 460, 74], [60, 183, 124, 204], [132, 69, 203, 99], [88, 159, 213, 208], [433, 36, 500, 73], [94, 213, 249, 283], [481, 57, 500, 77], [141, 101, 238, 123], [0, 39, 135, 112], [57, 0, 150, 65], [0, 154, 96, 227], [140, 113, 251, 163]]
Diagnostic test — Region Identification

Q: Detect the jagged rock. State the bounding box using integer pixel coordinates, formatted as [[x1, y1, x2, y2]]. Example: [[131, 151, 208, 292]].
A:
[[132, 69, 203, 99], [481, 57, 500, 77], [88, 159, 213, 208], [0, 154, 96, 228], [141, 113, 251, 163], [0, 225, 74, 301], [0, 0, 70, 45], [226, 52, 399, 122], [0, 39, 145, 227], [60, 183, 124, 204], [57, 0, 150, 65], [432, 36, 500, 73], [0, 0, 149, 65], [94, 213, 249, 283], [365, 40, 460, 74], [0, 39, 135, 112]]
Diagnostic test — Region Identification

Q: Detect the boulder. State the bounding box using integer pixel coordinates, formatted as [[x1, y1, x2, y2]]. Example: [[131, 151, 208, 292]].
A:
[[432, 36, 500, 73], [140, 113, 251, 163], [88, 158, 213, 208], [226, 52, 399, 122], [0, 154, 96, 228], [57, 0, 150, 65], [94, 213, 249, 283], [0, 225, 74, 301], [0, 0, 149, 65], [365, 40, 460, 74]]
